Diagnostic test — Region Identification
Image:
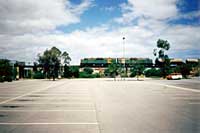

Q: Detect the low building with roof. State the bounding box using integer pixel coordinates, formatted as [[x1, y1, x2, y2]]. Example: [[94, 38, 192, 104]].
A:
[[170, 58, 184, 67], [80, 57, 153, 74]]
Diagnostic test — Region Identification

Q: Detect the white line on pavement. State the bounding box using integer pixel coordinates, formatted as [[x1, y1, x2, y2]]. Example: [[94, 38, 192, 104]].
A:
[[171, 97, 200, 100], [5, 97, 92, 100], [0, 82, 62, 105], [164, 84, 200, 93], [0, 122, 99, 125], [0, 94, 20, 95], [1, 102, 93, 105], [188, 102, 200, 105], [152, 83, 200, 93], [0, 110, 96, 112]]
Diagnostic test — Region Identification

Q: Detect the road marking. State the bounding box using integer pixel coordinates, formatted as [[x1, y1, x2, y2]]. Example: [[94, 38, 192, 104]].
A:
[[173, 94, 198, 96], [0, 94, 20, 95], [164, 84, 200, 93], [1, 102, 93, 105], [27, 93, 89, 96], [0, 122, 99, 125], [188, 102, 200, 105], [0, 97, 16, 98], [0, 82, 63, 105], [0, 110, 96, 112], [34, 92, 88, 96], [11, 97, 92, 100], [171, 97, 200, 100], [152, 83, 200, 93]]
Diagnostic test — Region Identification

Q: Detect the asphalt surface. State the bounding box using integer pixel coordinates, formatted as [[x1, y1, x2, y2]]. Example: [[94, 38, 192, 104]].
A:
[[0, 78, 199, 133], [149, 78, 200, 90]]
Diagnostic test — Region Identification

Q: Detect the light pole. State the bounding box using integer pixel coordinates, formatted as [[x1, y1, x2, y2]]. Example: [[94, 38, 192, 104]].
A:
[[122, 37, 125, 80]]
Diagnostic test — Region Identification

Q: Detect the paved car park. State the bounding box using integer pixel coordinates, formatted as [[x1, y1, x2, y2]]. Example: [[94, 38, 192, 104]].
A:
[[149, 78, 200, 91], [0, 80, 99, 133], [0, 79, 199, 133]]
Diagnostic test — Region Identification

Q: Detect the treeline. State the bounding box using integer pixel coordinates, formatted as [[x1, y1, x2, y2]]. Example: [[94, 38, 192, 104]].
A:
[[26, 66, 100, 79]]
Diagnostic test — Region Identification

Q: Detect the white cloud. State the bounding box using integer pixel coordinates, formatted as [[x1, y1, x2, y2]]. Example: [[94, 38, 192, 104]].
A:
[[130, 0, 178, 19], [0, 0, 92, 35], [161, 25, 200, 50], [115, 0, 179, 24], [70, 0, 94, 15]]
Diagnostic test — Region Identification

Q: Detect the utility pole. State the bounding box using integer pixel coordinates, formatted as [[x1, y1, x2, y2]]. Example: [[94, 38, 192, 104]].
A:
[[123, 37, 125, 80]]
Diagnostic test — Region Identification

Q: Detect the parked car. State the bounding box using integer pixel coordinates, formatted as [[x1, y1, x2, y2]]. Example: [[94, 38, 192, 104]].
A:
[[167, 73, 182, 80]]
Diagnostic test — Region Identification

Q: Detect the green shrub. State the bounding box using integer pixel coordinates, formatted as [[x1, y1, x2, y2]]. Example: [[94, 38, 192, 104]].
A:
[[79, 72, 91, 78], [144, 68, 161, 77], [94, 73, 101, 78], [4, 76, 12, 82], [194, 72, 200, 77], [83, 67, 93, 74], [0, 76, 4, 82], [79, 72, 100, 78], [130, 71, 137, 77], [33, 71, 44, 79], [63, 66, 80, 78]]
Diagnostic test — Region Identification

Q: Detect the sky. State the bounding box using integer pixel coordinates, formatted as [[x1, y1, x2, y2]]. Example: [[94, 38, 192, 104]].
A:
[[0, 0, 199, 65]]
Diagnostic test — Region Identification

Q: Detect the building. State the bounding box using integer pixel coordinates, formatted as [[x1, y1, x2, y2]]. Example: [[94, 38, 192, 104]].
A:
[[186, 59, 199, 67], [80, 57, 153, 74], [80, 58, 153, 67], [170, 58, 184, 67]]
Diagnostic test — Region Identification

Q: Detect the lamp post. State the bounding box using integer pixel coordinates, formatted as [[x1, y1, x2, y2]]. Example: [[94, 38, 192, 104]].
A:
[[123, 37, 125, 80]]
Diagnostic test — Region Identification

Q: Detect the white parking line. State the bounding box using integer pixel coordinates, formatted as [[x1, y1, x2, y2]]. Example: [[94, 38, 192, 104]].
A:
[[0, 110, 96, 112], [31, 93, 88, 96], [0, 97, 16, 98], [33, 94, 90, 96], [173, 94, 198, 96], [152, 83, 200, 93], [188, 102, 200, 105], [0, 122, 99, 125], [10, 97, 92, 100], [0, 94, 20, 95], [171, 97, 200, 100], [0, 82, 62, 105], [1, 102, 93, 105], [33, 93, 90, 95], [164, 84, 200, 93]]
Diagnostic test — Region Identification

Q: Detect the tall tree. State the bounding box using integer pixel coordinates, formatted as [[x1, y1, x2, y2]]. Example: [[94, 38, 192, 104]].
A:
[[153, 39, 171, 78], [38, 47, 71, 80], [0, 59, 13, 82], [62, 51, 71, 65], [105, 63, 120, 79], [130, 64, 145, 80]]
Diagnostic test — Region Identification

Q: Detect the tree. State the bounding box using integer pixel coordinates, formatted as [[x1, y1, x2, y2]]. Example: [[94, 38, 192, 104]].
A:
[[62, 52, 71, 65], [63, 65, 79, 78], [144, 68, 161, 77], [153, 39, 171, 78], [38, 47, 71, 81], [105, 63, 120, 79], [130, 64, 145, 80], [63, 65, 70, 78], [83, 67, 93, 74], [174, 64, 191, 78], [0, 59, 13, 82]]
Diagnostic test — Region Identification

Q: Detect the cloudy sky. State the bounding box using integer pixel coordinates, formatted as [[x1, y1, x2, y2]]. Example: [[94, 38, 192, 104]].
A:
[[0, 0, 199, 64]]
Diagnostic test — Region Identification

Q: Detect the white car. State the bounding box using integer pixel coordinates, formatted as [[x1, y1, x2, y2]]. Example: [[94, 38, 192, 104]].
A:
[[167, 73, 182, 80]]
